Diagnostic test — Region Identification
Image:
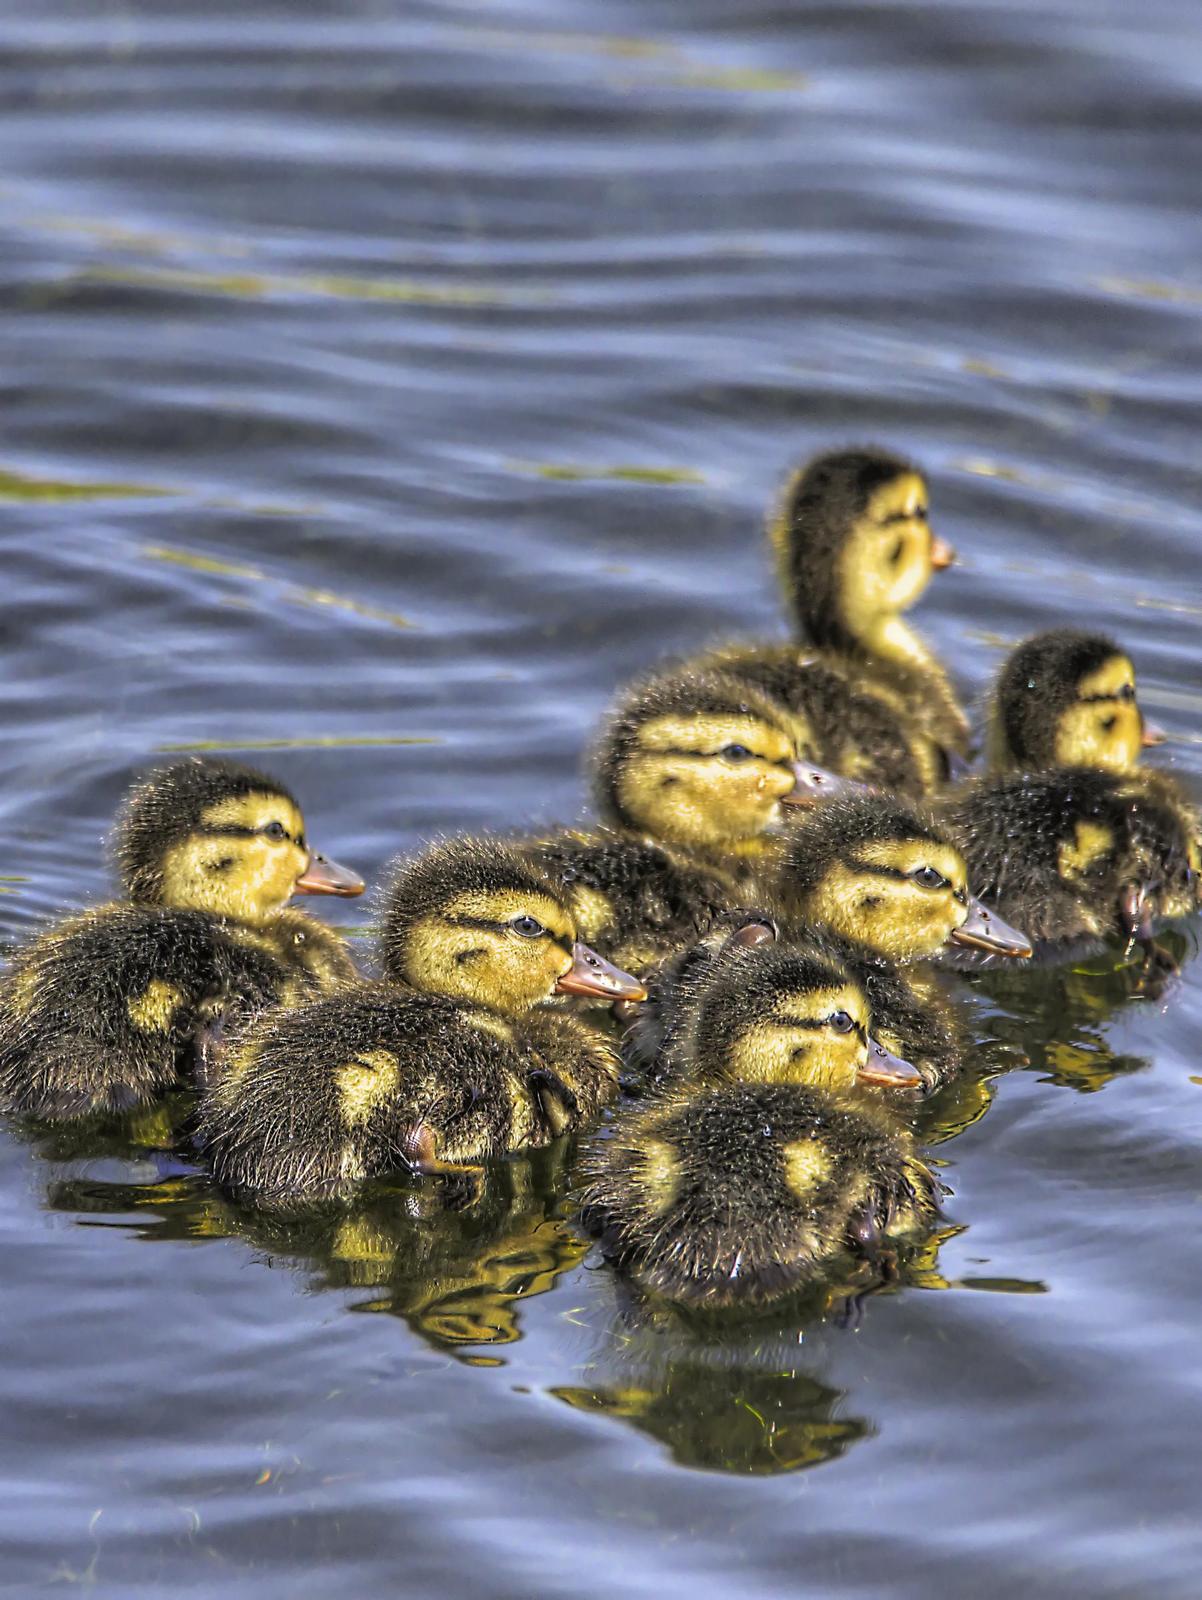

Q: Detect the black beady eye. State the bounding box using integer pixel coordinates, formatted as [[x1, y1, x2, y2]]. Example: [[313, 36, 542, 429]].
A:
[[913, 866, 948, 890], [828, 1011, 855, 1034], [511, 914, 546, 939], [721, 743, 752, 762], [264, 821, 287, 841]]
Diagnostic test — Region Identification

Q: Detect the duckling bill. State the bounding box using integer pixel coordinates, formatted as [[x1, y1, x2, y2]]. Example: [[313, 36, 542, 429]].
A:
[[0, 758, 363, 1122]]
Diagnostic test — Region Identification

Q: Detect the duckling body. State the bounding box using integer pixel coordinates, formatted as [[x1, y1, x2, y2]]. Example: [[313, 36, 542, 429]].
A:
[[0, 759, 363, 1122], [527, 665, 830, 976], [769, 446, 969, 778], [583, 944, 938, 1310], [944, 767, 1200, 952], [943, 630, 1200, 952], [200, 840, 643, 1205]]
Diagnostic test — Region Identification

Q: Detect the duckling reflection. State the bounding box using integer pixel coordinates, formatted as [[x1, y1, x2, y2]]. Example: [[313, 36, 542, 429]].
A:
[[553, 1354, 872, 1476], [43, 1137, 590, 1357], [769, 445, 969, 781]]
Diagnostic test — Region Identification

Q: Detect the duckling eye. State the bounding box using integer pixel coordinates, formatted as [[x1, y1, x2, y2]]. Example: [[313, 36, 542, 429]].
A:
[[827, 1011, 855, 1034], [720, 743, 753, 762], [1116, 683, 1136, 703], [912, 866, 949, 890], [263, 821, 288, 842], [888, 538, 904, 564], [914, 504, 928, 521], [510, 914, 547, 939]]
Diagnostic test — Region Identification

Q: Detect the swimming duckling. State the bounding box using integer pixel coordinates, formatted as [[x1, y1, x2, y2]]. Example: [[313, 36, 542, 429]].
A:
[[943, 629, 1200, 953], [0, 758, 363, 1122], [581, 944, 939, 1310], [530, 664, 846, 976], [200, 839, 645, 1207], [769, 445, 968, 779], [987, 628, 1165, 775], [759, 792, 1032, 1088]]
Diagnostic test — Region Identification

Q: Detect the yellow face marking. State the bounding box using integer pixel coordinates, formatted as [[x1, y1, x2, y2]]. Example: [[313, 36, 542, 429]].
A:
[[781, 1137, 834, 1196], [127, 978, 187, 1033], [1054, 656, 1142, 771], [801, 838, 969, 961], [619, 713, 798, 848], [399, 889, 575, 1015], [635, 1133, 682, 1215], [159, 790, 310, 924], [726, 984, 868, 1090], [1058, 821, 1114, 881], [337, 1050, 400, 1128], [840, 471, 935, 624]]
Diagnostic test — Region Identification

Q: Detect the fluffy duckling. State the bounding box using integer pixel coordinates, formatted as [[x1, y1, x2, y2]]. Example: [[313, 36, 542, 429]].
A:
[[760, 793, 1032, 1088], [944, 629, 1200, 952], [530, 665, 847, 976], [987, 628, 1165, 774], [0, 759, 363, 1122], [769, 445, 968, 779], [581, 944, 939, 1310], [200, 839, 645, 1207]]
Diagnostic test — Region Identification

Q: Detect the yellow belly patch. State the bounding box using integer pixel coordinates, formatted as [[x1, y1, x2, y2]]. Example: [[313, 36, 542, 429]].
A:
[[636, 1134, 682, 1214], [337, 1050, 400, 1128], [127, 979, 187, 1033], [781, 1137, 834, 1196], [1058, 820, 1114, 881]]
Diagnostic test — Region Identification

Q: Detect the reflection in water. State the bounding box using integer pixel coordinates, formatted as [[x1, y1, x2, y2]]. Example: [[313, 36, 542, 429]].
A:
[[39, 1126, 588, 1359]]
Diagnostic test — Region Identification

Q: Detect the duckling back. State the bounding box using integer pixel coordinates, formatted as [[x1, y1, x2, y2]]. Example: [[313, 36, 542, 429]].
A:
[[0, 904, 288, 1121], [582, 1081, 936, 1309]]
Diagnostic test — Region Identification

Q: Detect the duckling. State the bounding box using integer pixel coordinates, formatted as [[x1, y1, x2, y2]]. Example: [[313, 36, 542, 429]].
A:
[[943, 629, 1200, 953], [987, 628, 1165, 775], [580, 944, 939, 1310], [0, 758, 364, 1122], [529, 664, 848, 976], [759, 792, 1032, 1088], [199, 838, 646, 1207], [769, 445, 968, 779]]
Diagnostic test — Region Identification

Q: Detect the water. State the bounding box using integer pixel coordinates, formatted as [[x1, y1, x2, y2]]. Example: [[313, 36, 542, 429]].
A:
[[3, 1, 1202, 1594]]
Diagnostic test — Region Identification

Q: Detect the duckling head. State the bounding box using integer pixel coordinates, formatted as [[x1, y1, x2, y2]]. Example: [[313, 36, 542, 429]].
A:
[[592, 666, 840, 851], [994, 628, 1161, 773], [770, 446, 953, 651], [380, 837, 645, 1014], [687, 944, 915, 1093], [114, 757, 363, 924], [776, 793, 1032, 961]]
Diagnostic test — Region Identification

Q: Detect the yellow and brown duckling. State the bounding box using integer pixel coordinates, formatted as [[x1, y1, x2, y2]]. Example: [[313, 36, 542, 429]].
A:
[[945, 629, 1200, 952], [530, 664, 849, 977], [758, 792, 1032, 1088], [580, 943, 939, 1310], [200, 838, 645, 1207], [0, 758, 363, 1122], [769, 445, 968, 780]]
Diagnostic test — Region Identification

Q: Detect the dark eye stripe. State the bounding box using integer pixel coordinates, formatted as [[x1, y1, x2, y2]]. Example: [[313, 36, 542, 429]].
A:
[[444, 914, 573, 954], [774, 1014, 867, 1043], [194, 823, 300, 844], [1079, 686, 1136, 705], [654, 745, 790, 772]]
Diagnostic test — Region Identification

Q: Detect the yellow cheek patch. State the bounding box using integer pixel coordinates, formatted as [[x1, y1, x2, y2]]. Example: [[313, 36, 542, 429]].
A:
[[635, 1133, 682, 1215], [782, 1137, 833, 1196], [127, 979, 187, 1033], [1058, 821, 1115, 881], [337, 1050, 400, 1128]]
